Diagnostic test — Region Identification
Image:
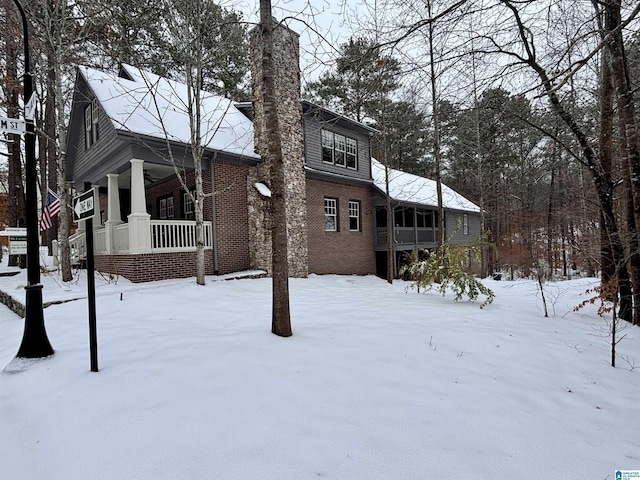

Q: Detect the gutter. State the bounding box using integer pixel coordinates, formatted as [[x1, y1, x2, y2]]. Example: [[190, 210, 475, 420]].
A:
[[210, 153, 220, 275]]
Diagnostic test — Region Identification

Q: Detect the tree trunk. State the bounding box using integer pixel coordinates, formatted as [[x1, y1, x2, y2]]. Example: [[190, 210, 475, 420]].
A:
[[4, 4, 26, 232], [259, 0, 292, 337], [597, 43, 618, 294], [54, 40, 72, 282], [427, 0, 445, 251], [501, 0, 628, 316], [605, 0, 640, 324], [43, 63, 58, 254]]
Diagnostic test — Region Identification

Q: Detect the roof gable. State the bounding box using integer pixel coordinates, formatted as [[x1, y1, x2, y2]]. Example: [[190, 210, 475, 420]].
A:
[[78, 65, 259, 159], [371, 159, 480, 213]]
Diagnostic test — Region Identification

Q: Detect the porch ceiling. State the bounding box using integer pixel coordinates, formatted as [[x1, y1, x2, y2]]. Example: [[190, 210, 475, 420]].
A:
[[108, 162, 177, 189]]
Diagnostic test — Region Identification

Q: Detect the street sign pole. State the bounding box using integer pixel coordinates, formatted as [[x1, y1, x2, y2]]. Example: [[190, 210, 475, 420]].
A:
[[14, 0, 54, 359], [82, 183, 98, 372]]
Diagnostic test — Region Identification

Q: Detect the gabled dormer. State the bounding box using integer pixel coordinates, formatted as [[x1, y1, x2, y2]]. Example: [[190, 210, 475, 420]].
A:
[[302, 101, 378, 183]]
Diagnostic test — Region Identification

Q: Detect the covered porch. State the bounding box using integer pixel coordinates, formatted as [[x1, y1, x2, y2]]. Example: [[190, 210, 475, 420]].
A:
[[69, 158, 216, 282], [374, 205, 439, 251]]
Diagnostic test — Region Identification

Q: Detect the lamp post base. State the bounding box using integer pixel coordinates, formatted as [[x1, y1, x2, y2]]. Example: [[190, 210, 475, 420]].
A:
[[16, 284, 54, 358]]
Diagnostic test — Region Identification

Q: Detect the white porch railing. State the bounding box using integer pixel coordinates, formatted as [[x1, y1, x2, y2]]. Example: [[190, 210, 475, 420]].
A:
[[68, 220, 212, 262], [70, 232, 87, 264], [151, 220, 212, 252], [114, 223, 130, 253], [94, 229, 107, 254]]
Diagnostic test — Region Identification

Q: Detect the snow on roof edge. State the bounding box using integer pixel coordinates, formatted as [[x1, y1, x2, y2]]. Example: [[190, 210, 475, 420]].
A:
[[78, 65, 260, 159], [371, 158, 480, 213]]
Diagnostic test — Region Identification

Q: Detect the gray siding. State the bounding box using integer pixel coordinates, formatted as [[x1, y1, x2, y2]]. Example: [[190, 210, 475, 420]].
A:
[[67, 75, 123, 187], [446, 210, 481, 245], [303, 112, 372, 181], [67, 72, 258, 189]]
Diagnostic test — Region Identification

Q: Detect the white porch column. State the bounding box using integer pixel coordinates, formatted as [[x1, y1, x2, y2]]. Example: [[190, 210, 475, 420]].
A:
[[105, 173, 123, 254], [127, 159, 152, 254]]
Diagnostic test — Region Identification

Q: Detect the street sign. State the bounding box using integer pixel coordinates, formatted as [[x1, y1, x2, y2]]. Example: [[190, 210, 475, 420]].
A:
[[9, 235, 27, 255], [0, 227, 27, 237], [0, 116, 26, 135], [73, 189, 96, 222]]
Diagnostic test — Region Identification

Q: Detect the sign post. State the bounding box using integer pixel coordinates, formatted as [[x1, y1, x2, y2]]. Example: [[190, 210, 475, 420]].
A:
[[74, 185, 98, 372], [13, 0, 54, 360]]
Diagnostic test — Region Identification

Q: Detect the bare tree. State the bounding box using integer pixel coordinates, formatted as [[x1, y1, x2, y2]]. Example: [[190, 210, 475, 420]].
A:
[[25, 0, 93, 282], [259, 0, 292, 337], [0, 0, 27, 258], [601, 0, 640, 325]]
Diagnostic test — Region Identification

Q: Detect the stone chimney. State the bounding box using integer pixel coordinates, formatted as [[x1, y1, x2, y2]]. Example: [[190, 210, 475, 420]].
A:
[[248, 22, 308, 278]]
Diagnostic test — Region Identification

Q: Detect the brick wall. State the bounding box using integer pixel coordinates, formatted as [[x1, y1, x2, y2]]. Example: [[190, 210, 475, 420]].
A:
[[214, 161, 251, 274], [306, 178, 376, 275], [146, 170, 213, 220], [107, 162, 251, 277], [94, 251, 214, 283]]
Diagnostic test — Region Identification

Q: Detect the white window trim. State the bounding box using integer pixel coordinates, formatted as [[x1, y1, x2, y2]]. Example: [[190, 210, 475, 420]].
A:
[[463, 213, 469, 235], [84, 104, 92, 149], [91, 99, 99, 144], [159, 199, 167, 219], [166, 196, 174, 218], [324, 198, 337, 232], [322, 130, 334, 164], [321, 128, 358, 170], [346, 138, 358, 170], [159, 196, 174, 220], [184, 191, 195, 217], [349, 200, 360, 231]]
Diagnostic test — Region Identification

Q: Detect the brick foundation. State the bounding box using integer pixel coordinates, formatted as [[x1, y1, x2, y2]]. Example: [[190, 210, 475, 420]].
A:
[[94, 251, 214, 283]]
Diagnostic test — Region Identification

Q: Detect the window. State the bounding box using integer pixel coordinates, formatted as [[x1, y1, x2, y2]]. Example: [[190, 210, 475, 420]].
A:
[[159, 196, 174, 220], [463, 213, 469, 235], [349, 200, 360, 231], [322, 130, 334, 164], [84, 100, 99, 149], [324, 198, 338, 231], [416, 209, 434, 228], [394, 207, 414, 228], [183, 190, 195, 219], [346, 138, 357, 169], [334, 134, 346, 166], [321, 129, 357, 170]]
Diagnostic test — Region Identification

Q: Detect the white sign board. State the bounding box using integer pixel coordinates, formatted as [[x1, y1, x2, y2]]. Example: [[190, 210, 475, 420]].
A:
[[73, 190, 96, 222], [8, 236, 27, 255], [0, 117, 26, 135], [0, 227, 27, 237]]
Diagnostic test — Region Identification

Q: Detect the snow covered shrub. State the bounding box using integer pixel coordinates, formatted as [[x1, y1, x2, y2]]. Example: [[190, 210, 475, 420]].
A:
[[400, 245, 495, 308]]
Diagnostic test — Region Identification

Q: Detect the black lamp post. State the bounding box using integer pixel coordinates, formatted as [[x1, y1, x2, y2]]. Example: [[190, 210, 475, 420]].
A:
[[13, 0, 54, 358]]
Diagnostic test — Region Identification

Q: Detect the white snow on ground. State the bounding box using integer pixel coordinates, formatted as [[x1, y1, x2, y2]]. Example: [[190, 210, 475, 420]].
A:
[[0, 258, 639, 479]]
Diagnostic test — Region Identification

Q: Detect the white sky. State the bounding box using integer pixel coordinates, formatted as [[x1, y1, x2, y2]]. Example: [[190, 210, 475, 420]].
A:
[[240, 0, 355, 83], [1, 255, 639, 479]]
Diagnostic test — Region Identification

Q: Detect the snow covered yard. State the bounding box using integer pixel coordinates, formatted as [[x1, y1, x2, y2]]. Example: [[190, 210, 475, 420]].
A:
[[0, 268, 638, 480]]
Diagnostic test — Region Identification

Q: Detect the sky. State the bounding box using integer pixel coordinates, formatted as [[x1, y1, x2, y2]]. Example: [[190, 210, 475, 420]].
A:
[[1, 254, 639, 479], [240, 0, 355, 82]]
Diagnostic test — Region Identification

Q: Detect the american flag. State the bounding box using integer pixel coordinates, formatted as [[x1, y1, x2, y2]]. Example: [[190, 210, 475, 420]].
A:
[[40, 188, 61, 231]]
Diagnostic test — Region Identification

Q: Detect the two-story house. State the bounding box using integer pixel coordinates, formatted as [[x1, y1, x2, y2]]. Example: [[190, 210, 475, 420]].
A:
[[65, 25, 480, 283]]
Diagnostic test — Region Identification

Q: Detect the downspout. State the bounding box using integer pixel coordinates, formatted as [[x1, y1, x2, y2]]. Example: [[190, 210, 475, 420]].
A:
[[210, 153, 220, 274], [392, 203, 398, 278]]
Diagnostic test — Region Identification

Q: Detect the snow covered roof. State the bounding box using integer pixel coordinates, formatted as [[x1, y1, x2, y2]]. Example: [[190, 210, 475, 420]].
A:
[[78, 65, 259, 159], [371, 158, 480, 213]]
